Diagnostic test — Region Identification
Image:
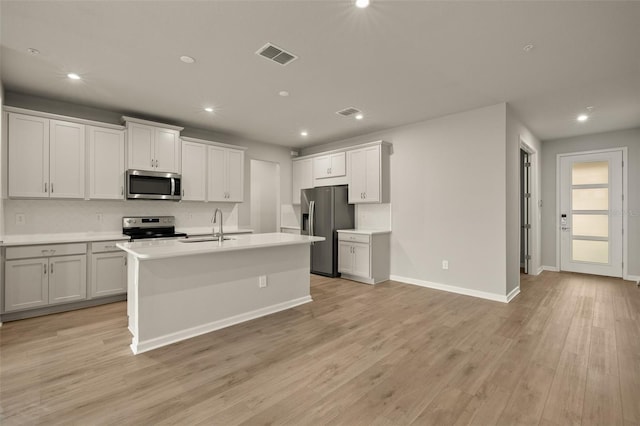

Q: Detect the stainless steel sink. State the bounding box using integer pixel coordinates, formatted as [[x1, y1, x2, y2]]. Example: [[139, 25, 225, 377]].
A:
[[179, 237, 235, 243]]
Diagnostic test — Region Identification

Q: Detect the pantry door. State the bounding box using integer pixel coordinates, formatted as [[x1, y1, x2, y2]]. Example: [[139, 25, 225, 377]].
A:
[[559, 150, 623, 277]]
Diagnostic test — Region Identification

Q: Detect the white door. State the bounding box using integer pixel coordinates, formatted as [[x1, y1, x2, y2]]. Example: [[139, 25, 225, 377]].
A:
[[49, 255, 87, 304], [88, 126, 125, 199], [352, 243, 371, 277], [8, 113, 50, 198], [91, 252, 126, 298], [181, 141, 207, 201], [363, 145, 381, 202], [338, 242, 353, 274], [329, 153, 346, 177], [4, 258, 49, 311], [559, 150, 623, 277], [292, 158, 313, 205], [207, 146, 227, 201], [127, 123, 154, 171], [49, 120, 85, 198], [154, 128, 179, 172], [226, 149, 244, 202], [348, 149, 366, 203]]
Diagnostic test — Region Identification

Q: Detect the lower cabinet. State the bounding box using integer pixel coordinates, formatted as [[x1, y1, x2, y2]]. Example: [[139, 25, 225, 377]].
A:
[[91, 251, 126, 298], [338, 241, 370, 278], [338, 231, 390, 285], [48, 255, 87, 304]]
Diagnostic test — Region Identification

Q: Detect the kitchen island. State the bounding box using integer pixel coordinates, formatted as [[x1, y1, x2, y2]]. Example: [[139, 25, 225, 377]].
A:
[[117, 233, 324, 354]]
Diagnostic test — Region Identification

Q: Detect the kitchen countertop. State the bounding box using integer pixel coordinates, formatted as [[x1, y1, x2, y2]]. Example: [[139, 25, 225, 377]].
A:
[[280, 225, 301, 230], [177, 226, 254, 236], [117, 232, 324, 260], [0, 232, 130, 246], [336, 229, 391, 235]]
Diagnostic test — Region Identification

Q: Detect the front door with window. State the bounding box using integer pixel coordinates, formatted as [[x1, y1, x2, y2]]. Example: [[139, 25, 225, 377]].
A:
[[559, 150, 623, 277]]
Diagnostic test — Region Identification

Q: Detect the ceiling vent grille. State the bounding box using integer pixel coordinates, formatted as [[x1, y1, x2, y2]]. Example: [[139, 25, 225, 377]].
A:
[[336, 107, 361, 117], [256, 43, 298, 66]]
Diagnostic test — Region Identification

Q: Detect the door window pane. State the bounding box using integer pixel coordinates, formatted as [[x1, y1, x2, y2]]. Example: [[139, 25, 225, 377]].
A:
[[572, 161, 608, 185], [572, 240, 608, 263], [572, 188, 608, 210], [573, 214, 608, 238]]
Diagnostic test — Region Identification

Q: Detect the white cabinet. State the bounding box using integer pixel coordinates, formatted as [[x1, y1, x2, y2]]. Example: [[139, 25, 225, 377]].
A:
[[292, 158, 313, 205], [338, 231, 390, 285], [8, 113, 85, 199], [91, 241, 127, 298], [207, 146, 244, 202], [125, 119, 182, 173], [88, 126, 125, 199], [314, 152, 346, 179], [48, 255, 87, 305], [347, 144, 389, 204], [181, 141, 207, 201], [4, 258, 49, 311]]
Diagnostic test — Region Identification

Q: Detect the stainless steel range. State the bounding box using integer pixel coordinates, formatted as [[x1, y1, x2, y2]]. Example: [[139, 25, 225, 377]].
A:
[[122, 216, 187, 241]]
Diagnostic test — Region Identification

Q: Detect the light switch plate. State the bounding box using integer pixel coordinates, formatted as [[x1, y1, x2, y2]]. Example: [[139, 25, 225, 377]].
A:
[[259, 275, 267, 288], [15, 213, 25, 225], [442, 260, 449, 270]]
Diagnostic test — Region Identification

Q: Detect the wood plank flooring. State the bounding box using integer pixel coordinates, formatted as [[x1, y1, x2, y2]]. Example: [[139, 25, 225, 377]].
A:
[[1, 272, 639, 425]]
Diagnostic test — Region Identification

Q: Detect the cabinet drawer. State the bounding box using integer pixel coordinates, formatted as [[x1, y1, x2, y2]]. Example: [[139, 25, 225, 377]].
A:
[[6, 243, 87, 260], [338, 233, 370, 244], [91, 241, 126, 253]]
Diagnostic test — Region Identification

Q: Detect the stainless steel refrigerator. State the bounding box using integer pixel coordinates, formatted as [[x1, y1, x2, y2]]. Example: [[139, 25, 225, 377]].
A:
[[301, 185, 355, 277]]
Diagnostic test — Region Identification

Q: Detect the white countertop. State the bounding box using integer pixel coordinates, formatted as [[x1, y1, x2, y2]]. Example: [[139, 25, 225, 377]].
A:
[[117, 232, 324, 260], [177, 226, 254, 236], [0, 232, 130, 246], [336, 229, 391, 235], [280, 225, 301, 230]]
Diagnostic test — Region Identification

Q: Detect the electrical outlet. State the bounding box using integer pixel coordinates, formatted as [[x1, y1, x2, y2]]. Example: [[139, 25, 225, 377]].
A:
[[258, 275, 267, 288], [96, 213, 103, 222], [442, 260, 449, 270], [15, 213, 26, 225]]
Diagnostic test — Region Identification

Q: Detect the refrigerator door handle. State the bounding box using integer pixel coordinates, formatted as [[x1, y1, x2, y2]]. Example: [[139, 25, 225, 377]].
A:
[[309, 201, 315, 244]]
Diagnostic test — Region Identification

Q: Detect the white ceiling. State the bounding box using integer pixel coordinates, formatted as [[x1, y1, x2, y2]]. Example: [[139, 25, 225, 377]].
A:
[[1, 1, 639, 148]]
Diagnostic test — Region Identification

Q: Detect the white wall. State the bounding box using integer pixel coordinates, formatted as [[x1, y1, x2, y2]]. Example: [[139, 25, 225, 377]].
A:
[[303, 104, 511, 299], [541, 127, 640, 277], [2, 91, 294, 234], [249, 160, 279, 233]]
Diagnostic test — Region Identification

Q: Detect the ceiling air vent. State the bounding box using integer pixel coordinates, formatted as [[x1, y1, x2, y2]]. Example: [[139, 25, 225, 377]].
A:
[[336, 107, 361, 117], [256, 43, 298, 66]]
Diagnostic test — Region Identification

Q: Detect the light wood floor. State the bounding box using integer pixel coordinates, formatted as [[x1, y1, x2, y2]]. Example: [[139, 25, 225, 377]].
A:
[[1, 272, 639, 425]]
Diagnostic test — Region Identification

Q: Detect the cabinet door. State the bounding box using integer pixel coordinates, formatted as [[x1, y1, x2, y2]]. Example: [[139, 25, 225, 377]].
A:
[[4, 258, 49, 312], [154, 128, 180, 172], [329, 153, 346, 177], [352, 243, 371, 278], [347, 149, 367, 203], [181, 141, 207, 201], [363, 145, 381, 202], [88, 126, 125, 199], [49, 255, 87, 305], [127, 123, 154, 171], [313, 155, 331, 179], [91, 252, 126, 298], [8, 113, 50, 198], [292, 159, 313, 205], [338, 241, 353, 274], [207, 146, 227, 201], [49, 120, 85, 199], [226, 149, 244, 202]]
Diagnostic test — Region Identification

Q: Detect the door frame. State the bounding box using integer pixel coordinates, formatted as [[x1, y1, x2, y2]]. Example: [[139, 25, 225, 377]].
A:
[[555, 147, 628, 279], [520, 137, 540, 275], [249, 159, 281, 233]]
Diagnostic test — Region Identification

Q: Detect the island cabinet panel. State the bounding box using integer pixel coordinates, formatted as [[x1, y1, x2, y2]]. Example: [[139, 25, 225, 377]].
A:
[[4, 258, 49, 311], [181, 141, 207, 201], [292, 158, 313, 205], [48, 255, 87, 305], [127, 122, 181, 173], [88, 126, 125, 199]]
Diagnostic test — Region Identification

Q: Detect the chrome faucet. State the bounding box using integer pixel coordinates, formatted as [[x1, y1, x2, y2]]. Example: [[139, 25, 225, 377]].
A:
[[212, 208, 224, 244]]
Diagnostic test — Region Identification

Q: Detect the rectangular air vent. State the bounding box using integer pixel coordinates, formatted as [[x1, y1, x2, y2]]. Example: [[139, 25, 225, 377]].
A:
[[256, 43, 298, 66], [336, 107, 361, 117]]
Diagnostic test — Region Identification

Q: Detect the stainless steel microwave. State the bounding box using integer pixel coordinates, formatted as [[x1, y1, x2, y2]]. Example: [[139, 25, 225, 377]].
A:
[[126, 170, 181, 201]]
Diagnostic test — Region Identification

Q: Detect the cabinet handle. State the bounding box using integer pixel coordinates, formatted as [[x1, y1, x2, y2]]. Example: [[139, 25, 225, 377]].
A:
[[44, 264, 47, 275], [155, 159, 159, 168], [363, 192, 366, 199], [51, 183, 54, 193], [50, 263, 54, 274], [104, 245, 116, 249], [151, 158, 154, 167], [124, 257, 128, 267], [41, 249, 56, 255], [121, 186, 124, 196], [182, 189, 185, 196], [44, 182, 48, 193]]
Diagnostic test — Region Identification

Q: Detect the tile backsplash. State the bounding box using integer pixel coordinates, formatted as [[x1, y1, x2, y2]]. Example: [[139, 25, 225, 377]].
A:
[[355, 203, 391, 230], [3, 199, 239, 235]]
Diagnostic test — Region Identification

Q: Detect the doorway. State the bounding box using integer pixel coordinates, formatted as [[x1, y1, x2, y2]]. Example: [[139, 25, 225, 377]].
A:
[[557, 149, 624, 277], [250, 160, 280, 233]]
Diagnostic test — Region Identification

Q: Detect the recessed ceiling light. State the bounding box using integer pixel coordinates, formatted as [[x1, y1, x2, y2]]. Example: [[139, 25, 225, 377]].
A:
[[27, 48, 40, 55], [300, 131, 308, 137], [67, 73, 81, 80], [355, 113, 364, 120], [577, 114, 589, 122], [204, 107, 214, 113], [355, 0, 370, 8], [180, 55, 196, 64], [279, 91, 290, 97], [523, 44, 534, 52]]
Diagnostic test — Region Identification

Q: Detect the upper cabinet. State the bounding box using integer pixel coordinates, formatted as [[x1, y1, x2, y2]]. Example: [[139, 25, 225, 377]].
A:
[[292, 158, 313, 205], [207, 145, 245, 202], [347, 143, 390, 204], [124, 117, 183, 173], [88, 126, 125, 200], [181, 140, 207, 201], [8, 113, 85, 199], [313, 152, 346, 179]]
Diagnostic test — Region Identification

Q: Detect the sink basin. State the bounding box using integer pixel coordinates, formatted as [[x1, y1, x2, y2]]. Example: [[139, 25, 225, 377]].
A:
[[179, 237, 235, 243]]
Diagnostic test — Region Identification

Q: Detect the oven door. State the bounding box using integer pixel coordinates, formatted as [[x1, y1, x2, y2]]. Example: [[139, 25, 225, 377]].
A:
[[126, 170, 181, 200]]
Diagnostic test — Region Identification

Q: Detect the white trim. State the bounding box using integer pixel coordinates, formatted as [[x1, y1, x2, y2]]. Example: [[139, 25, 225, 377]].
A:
[[542, 265, 560, 272], [181, 136, 248, 151], [390, 275, 511, 303], [130, 295, 312, 354], [519, 137, 540, 277], [624, 274, 639, 284], [341, 273, 376, 285], [536, 266, 544, 275], [3, 106, 125, 130], [293, 140, 391, 162], [122, 115, 184, 131], [506, 286, 521, 302], [556, 148, 628, 278]]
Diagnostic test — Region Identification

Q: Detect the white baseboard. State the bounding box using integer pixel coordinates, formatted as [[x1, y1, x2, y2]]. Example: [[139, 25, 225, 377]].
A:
[[625, 274, 640, 284], [536, 266, 544, 275], [390, 275, 511, 303], [506, 286, 521, 302], [131, 295, 313, 355], [542, 265, 560, 272]]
